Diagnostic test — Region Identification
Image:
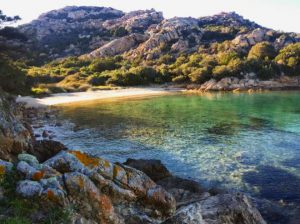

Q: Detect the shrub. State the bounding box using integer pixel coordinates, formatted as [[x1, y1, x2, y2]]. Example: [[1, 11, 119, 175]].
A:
[[275, 43, 300, 75], [217, 51, 239, 65], [248, 42, 277, 60], [212, 65, 231, 80], [89, 58, 120, 73], [172, 75, 189, 83], [106, 70, 143, 86], [0, 56, 28, 94], [189, 67, 211, 83], [111, 26, 128, 37], [87, 73, 109, 86]]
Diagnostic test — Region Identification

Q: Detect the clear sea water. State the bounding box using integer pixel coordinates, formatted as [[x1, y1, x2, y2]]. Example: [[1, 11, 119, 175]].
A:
[[52, 91, 300, 209]]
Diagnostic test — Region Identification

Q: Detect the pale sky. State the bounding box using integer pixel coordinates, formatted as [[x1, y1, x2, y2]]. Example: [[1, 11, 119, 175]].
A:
[[1, 0, 300, 32]]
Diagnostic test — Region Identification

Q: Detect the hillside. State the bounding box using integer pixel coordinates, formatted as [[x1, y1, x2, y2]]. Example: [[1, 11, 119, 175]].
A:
[[0, 6, 300, 94]]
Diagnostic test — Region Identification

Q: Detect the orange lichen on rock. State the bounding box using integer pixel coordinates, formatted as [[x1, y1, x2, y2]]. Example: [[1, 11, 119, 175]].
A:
[[98, 194, 113, 213], [69, 150, 100, 168], [32, 171, 44, 181], [0, 165, 5, 175], [77, 175, 85, 189], [47, 189, 60, 203]]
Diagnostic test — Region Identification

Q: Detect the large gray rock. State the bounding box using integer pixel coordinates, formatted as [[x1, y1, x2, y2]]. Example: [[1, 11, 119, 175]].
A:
[[16, 151, 176, 224], [84, 33, 148, 58], [163, 194, 266, 224], [0, 92, 32, 161]]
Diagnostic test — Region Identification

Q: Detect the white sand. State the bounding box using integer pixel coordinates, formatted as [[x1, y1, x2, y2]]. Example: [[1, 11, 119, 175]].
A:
[[17, 87, 183, 107]]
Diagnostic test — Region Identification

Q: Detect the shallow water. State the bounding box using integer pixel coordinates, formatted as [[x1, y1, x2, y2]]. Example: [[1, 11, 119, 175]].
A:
[[54, 91, 300, 206]]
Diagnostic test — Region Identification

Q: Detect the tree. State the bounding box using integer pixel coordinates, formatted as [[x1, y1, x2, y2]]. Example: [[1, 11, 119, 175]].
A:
[[0, 10, 21, 27], [275, 43, 300, 75], [248, 42, 277, 60]]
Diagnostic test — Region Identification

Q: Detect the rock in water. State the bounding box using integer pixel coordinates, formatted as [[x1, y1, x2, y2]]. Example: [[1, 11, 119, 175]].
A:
[[31, 140, 67, 162], [162, 194, 266, 224], [124, 158, 172, 181]]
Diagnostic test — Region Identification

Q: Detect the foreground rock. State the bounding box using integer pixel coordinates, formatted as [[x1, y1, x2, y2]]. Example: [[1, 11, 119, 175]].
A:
[[15, 151, 176, 223], [124, 158, 266, 224], [30, 140, 67, 162], [163, 194, 266, 224], [0, 92, 33, 161]]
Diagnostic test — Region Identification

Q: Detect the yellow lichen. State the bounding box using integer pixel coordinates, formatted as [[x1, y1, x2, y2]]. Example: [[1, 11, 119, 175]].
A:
[[103, 160, 111, 168], [78, 176, 85, 189], [69, 150, 100, 168]]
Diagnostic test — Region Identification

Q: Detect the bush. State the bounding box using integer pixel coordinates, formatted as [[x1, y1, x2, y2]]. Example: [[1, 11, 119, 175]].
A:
[[189, 67, 211, 83], [212, 65, 231, 80], [0, 56, 28, 94], [248, 42, 277, 60], [275, 43, 300, 75], [130, 66, 161, 84], [106, 70, 143, 86], [89, 58, 120, 73], [87, 73, 109, 86], [111, 26, 128, 37], [172, 75, 189, 83]]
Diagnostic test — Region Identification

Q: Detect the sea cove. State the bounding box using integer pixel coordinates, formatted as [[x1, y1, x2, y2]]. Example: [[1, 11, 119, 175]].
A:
[[52, 91, 300, 205]]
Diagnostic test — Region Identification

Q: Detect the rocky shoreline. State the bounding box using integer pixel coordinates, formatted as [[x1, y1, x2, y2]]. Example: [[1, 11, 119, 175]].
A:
[[187, 75, 300, 92], [1, 92, 300, 223]]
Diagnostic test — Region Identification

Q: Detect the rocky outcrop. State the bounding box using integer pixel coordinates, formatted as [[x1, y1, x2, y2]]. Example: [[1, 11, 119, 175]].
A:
[[84, 33, 148, 58], [103, 9, 164, 33], [123, 158, 266, 224], [0, 93, 32, 161], [15, 151, 176, 223], [232, 28, 300, 51], [30, 140, 67, 162], [198, 12, 261, 29], [127, 17, 203, 59], [124, 158, 172, 182], [162, 194, 266, 224], [16, 7, 300, 61], [19, 7, 164, 60], [196, 75, 300, 91]]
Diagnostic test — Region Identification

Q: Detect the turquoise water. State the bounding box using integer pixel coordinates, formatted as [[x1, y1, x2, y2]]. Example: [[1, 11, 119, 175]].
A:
[[55, 91, 300, 205]]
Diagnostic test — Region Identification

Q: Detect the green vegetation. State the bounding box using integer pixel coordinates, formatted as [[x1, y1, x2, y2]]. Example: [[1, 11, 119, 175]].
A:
[[0, 9, 299, 95], [275, 43, 300, 76], [248, 42, 277, 60], [0, 170, 72, 224], [24, 40, 300, 92]]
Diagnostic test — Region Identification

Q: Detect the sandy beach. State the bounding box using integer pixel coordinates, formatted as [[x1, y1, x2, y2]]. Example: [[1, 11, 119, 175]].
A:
[[17, 87, 183, 107]]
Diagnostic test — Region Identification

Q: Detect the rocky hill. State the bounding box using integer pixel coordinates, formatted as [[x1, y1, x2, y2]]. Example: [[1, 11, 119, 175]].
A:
[[17, 6, 300, 61], [1, 6, 299, 94]]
